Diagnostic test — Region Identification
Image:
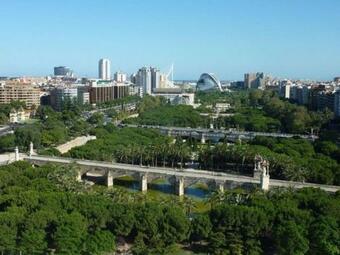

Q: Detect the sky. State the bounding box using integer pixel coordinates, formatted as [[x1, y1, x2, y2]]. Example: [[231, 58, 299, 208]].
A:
[[0, 0, 340, 80]]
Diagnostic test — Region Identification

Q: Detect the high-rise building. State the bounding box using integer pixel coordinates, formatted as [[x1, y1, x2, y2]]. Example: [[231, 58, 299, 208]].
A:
[[317, 91, 335, 112], [114, 71, 127, 83], [135, 66, 163, 95], [54, 66, 73, 77], [244, 72, 265, 89], [130, 73, 137, 84], [151, 67, 160, 91], [98, 59, 111, 80], [279, 80, 292, 99], [136, 67, 152, 95], [334, 90, 340, 117], [0, 82, 41, 108]]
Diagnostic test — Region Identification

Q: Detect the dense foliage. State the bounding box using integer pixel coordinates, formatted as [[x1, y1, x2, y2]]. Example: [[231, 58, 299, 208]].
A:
[[67, 126, 192, 168], [124, 90, 333, 134], [125, 104, 205, 128], [199, 136, 340, 185], [0, 161, 339, 254], [217, 90, 334, 134]]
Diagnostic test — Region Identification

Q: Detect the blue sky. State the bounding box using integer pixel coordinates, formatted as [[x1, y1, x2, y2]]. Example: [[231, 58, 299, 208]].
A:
[[0, 0, 340, 80]]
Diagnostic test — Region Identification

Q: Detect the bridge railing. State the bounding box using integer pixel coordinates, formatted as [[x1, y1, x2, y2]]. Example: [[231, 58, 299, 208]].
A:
[[25, 155, 339, 191]]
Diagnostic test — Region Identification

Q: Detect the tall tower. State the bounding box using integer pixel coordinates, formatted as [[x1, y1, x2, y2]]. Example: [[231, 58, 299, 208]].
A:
[[98, 58, 111, 80], [137, 67, 152, 95], [151, 67, 160, 91]]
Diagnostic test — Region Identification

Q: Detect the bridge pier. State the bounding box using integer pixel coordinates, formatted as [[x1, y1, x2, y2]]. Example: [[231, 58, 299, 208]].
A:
[[260, 171, 270, 191], [106, 171, 113, 187], [29, 142, 34, 157], [76, 171, 82, 182], [176, 177, 185, 196], [140, 174, 148, 192], [215, 180, 225, 193], [15, 147, 19, 161], [225, 180, 238, 190], [201, 134, 206, 144]]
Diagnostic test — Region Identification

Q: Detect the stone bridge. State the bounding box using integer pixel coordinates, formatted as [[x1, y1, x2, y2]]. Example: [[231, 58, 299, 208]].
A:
[[23, 155, 339, 195], [120, 124, 318, 143]]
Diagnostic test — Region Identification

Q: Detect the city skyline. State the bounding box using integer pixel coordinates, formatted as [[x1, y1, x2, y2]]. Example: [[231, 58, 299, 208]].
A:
[[1, 0, 340, 80]]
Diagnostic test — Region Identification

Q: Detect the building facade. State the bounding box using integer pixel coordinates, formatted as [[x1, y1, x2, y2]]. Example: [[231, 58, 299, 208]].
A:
[[196, 73, 222, 92], [244, 72, 265, 89], [54, 66, 73, 77], [89, 81, 129, 104], [50, 87, 78, 111], [151, 67, 160, 91], [0, 83, 41, 108], [98, 59, 111, 80], [114, 71, 127, 83], [334, 90, 340, 117], [136, 67, 152, 95]]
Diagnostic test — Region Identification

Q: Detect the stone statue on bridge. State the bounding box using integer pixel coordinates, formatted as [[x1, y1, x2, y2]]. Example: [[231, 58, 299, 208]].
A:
[[254, 155, 268, 177], [254, 155, 270, 190]]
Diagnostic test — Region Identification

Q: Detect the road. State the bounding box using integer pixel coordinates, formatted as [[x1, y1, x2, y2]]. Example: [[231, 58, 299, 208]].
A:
[[25, 155, 339, 192], [0, 125, 16, 137]]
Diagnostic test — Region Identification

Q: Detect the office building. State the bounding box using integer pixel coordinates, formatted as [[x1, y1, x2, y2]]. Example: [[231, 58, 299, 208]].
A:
[[0, 82, 41, 108], [279, 80, 292, 99], [77, 86, 90, 105], [54, 66, 73, 77], [296, 86, 310, 105], [317, 90, 335, 112], [334, 90, 340, 117], [151, 67, 160, 91], [50, 87, 78, 111], [244, 72, 265, 89], [98, 58, 111, 80], [114, 71, 127, 83], [89, 81, 129, 104], [136, 67, 152, 95], [152, 88, 195, 105]]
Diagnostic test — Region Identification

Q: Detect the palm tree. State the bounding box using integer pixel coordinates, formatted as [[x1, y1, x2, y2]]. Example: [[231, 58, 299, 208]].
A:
[[182, 197, 197, 215], [206, 190, 225, 209]]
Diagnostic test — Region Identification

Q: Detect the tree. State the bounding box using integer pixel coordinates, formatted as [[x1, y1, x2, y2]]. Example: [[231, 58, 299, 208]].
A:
[[20, 228, 47, 254], [88, 112, 104, 126], [0, 112, 8, 125], [309, 216, 340, 255], [107, 204, 135, 237], [161, 206, 190, 245], [15, 124, 42, 149], [54, 212, 87, 254], [273, 220, 309, 255], [190, 214, 212, 243], [83, 230, 116, 255], [0, 134, 15, 152]]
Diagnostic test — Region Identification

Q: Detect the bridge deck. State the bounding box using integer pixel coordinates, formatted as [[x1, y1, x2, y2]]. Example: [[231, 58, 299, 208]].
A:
[[24, 155, 339, 192], [121, 124, 318, 140]]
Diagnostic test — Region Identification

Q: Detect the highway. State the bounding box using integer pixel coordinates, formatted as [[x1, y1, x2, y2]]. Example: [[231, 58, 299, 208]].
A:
[[25, 155, 339, 192], [0, 125, 15, 137]]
